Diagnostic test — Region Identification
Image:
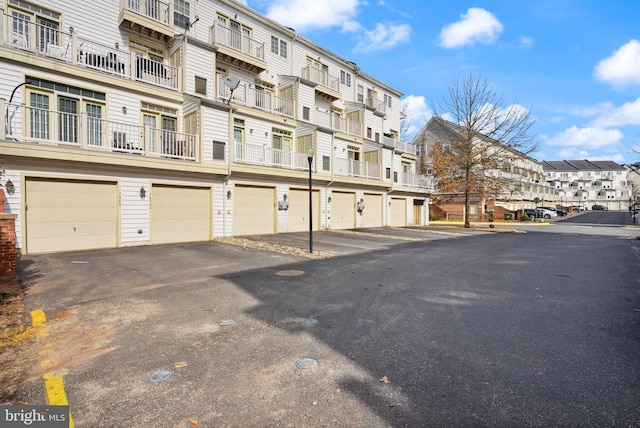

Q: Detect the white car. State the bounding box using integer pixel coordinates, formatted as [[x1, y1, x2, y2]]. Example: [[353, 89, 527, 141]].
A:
[[535, 207, 558, 219]]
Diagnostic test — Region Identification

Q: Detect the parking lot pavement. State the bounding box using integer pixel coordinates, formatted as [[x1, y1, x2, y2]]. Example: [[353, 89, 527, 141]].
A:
[[236, 227, 494, 256]]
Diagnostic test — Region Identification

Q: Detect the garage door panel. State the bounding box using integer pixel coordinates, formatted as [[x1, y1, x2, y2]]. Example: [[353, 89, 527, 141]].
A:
[[26, 179, 118, 254], [288, 189, 320, 233], [331, 192, 355, 229], [391, 198, 407, 227], [362, 194, 383, 227], [233, 186, 275, 235], [151, 185, 211, 244]]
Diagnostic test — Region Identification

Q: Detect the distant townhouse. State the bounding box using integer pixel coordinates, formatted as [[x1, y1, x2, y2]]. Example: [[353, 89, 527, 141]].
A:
[[543, 160, 633, 210], [0, 0, 430, 254], [412, 117, 553, 221], [624, 162, 640, 203]]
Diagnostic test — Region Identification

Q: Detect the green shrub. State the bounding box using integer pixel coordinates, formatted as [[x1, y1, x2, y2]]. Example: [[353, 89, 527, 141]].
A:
[[429, 214, 440, 221]]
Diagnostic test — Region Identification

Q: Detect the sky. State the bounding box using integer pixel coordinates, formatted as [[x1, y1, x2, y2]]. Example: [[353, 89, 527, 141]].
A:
[[237, 0, 640, 165]]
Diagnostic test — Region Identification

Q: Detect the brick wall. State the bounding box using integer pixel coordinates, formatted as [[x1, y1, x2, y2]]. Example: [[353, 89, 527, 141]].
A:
[[0, 214, 18, 280]]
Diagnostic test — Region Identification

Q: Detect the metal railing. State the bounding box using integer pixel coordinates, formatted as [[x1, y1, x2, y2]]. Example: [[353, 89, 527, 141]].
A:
[[1, 13, 180, 90], [366, 96, 386, 114], [334, 158, 380, 179], [234, 142, 309, 170], [3, 102, 197, 161], [212, 23, 264, 61], [122, 0, 172, 26], [217, 75, 294, 118], [314, 108, 361, 137], [301, 65, 339, 92]]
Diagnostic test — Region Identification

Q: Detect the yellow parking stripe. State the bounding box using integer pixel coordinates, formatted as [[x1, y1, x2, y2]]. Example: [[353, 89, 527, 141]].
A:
[[31, 310, 75, 428]]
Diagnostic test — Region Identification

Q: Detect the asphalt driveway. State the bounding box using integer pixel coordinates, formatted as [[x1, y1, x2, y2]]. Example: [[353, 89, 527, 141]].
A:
[[14, 226, 640, 427]]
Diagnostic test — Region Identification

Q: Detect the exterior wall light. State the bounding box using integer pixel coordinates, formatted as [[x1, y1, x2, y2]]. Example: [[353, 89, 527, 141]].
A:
[[5, 180, 15, 195], [227, 190, 232, 199], [139, 186, 146, 199]]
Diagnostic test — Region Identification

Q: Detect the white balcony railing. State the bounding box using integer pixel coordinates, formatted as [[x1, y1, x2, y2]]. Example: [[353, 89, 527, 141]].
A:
[[212, 23, 264, 62], [1, 13, 180, 91], [334, 158, 380, 179], [122, 0, 172, 26], [366, 96, 386, 114], [301, 65, 339, 93], [314, 108, 361, 138], [217, 75, 294, 118], [234, 143, 309, 171], [395, 141, 416, 155], [399, 173, 431, 189], [3, 102, 197, 161]]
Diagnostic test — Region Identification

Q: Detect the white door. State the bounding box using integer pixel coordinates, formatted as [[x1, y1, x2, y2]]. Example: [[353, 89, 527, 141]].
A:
[[390, 198, 407, 226]]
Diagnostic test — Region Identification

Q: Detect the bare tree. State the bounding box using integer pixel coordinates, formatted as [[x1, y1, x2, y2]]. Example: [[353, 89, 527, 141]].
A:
[[431, 73, 538, 228]]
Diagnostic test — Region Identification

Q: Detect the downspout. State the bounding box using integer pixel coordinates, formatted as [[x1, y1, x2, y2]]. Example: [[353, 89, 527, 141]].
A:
[[325, 130, 336, 229], [223, 106, 233, 236]]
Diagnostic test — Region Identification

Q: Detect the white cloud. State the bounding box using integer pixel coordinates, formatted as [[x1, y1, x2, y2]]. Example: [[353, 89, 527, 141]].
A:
[[592, 97, 640, 127], [264, 0, 361, 33], [401, 95, 432, 139], [519, 36, 534, 49], [354, 23, 411, 54], [439, 8, 503, 49], [547, 126, 623, 150], [594, 39, 640, 88]]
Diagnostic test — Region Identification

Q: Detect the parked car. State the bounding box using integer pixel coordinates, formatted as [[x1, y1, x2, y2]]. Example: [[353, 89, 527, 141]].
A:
[[535, 207, 558, 219], [524, 208, 537, 218], [572, 205, 587, 212], [555, 208, 568, 217], [591, 204, 608, 211]]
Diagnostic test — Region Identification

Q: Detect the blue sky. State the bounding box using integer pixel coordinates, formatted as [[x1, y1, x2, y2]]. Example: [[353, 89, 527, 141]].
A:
[[241, 0, 640, 165]]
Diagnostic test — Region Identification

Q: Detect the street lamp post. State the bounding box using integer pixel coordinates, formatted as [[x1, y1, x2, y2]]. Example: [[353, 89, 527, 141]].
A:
[[307, 149, 314, 253]]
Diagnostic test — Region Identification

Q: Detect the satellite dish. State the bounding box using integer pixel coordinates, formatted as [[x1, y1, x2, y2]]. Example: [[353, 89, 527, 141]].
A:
[[223, 76, 240, 90]]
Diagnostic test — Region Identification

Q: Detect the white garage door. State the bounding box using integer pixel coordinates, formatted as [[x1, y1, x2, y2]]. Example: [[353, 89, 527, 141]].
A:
[[390, 198, 407, 227], [331, 192, 355, 229], [362, 193, 383, 227], [233, 185, 275, 235], [151, 185, 211, 244], [288, 189, 320, 233], [26, 178, 118, 254]]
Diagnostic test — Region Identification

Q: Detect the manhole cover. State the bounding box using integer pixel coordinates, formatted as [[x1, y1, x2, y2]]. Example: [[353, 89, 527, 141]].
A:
[[295, 357, 318, 369], [276, 270, 305, 276], [148, 370, 172, 383]]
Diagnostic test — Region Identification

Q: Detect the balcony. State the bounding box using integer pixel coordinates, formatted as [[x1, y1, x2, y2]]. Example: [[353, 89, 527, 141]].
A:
[[1, 16, 180, 91], [118, 0, 175, 41], [2, 101, 198, 161], [366, 96, 386, 117], [217, 76, 294, 118], [314, 108, 361, 138], [394, 141, 416, 155], [234, 143, 309, 170], [334, 158, 380, 180], [398, 173, 431, 189], [300, 66, 340, 101], [212, 23, 266, 73]]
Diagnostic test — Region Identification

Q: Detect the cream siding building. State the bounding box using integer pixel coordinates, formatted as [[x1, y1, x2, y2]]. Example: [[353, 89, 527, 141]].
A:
[[0, 0, 430, 254]]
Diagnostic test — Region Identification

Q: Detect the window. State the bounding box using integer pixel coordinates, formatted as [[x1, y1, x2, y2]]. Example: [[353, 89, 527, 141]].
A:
[[272, 128, 292, 151], [357, 85, 364, 103], [386, 168, 391, 179], [26, 77, 105, 145], [384, 94, 392, 108], [340, 70, 351, 87], [416, 145, 422, 156], [9, 1, 61, 53], [297, 134, 313, 157], [142, 103, 177, 154], [366, 127, 372, 139], [270, 35, 288, 58], [303, 107, 310, 120], [195, 76, 207, 95], [174, 0, 190, 29], [323, 156, 331, 171]]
